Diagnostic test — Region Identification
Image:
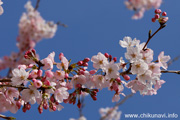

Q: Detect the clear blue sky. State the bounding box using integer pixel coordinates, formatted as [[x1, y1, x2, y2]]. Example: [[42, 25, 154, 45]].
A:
[[0, 0, 180, 120]]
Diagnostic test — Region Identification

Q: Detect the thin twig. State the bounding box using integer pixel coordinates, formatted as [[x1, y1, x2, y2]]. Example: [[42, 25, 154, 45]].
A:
[[167, 55, 180, 66], [57, 21, 68, 28], [161, 70, 180, 74], [0, 84, 28, 89], [142, 24, 166, 51], [79, 96, 85, 117], [100, 93, 134, 120], [34, 0, 40, 11], [0, 114, 16, 120]]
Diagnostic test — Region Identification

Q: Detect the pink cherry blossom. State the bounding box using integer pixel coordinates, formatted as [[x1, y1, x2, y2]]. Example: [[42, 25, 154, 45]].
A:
[[0, 0, 3, 15], [91, 52, 108, 69], [54, 87, 69, 103], [131, 60, 148, 75], [104, 61, 120, 80], [92, 75, 108, 90], [99, 107, 122, 120], [125, 47, 142, 63], [11, 68, 29, 85], [158, 51, 170, 70], [21, 86, 41, 104], [119, 36, 140, 48], [41, 52, 55, 70]]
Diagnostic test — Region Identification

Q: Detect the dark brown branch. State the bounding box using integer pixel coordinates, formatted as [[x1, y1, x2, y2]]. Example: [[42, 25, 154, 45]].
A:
[[34, 0, 40, 11], [0, 114, 16, 120], [167, 55, 180, 66], [161, 70, 180, 74], [142, 24, 166, 51], [100, 93, 134, 120], [57, 21, 68, 28], [0, 78, 11, 82], [0, 85, 28, 89]]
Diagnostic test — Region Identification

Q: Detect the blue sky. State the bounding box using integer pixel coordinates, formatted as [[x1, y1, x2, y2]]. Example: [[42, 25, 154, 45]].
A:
[[1, 0, 180, 120]]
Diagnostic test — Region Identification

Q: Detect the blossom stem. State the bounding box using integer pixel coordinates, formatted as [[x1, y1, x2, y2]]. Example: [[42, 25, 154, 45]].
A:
[[34, 0, 40, 11], [0, 114, 16, 120], [142, 24, 166, 51], [161, 70, 180, 74], [0, 84, 28, 89]]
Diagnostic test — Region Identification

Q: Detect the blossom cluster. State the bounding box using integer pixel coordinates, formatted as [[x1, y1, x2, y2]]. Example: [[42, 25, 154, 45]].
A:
[[120, 36, 170, 95], [0, 1, 171, 119], [99, 107, 122, 120], [0, 0, 3, 15], [0, 34, 170, 114], [124, 0, 162, 19], [0, 1, 57, 72], [17, 1, 57, 52]]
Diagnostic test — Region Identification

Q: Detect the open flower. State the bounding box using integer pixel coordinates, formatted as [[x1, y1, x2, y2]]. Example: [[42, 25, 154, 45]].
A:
[[11, 68, 29, 85]]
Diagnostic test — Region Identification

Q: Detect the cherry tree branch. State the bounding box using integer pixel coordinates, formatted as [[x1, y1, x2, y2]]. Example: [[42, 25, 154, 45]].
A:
[[0, 84, 28, 89], [100, 93, 134, 120], [142, 24, 166, 51], [0, 114, 16, 120], [34, 0, 40, 11], [161, 70, 180, 74]]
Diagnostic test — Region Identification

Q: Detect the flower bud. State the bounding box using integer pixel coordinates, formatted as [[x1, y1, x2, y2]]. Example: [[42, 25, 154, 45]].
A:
[[83, 57, 90, 62], [151, 17, 156, 22], [155, 14, 160, 19], [155, 9, 162, 14], [104, 53, 109, 58], [162, 12, 167, 16]]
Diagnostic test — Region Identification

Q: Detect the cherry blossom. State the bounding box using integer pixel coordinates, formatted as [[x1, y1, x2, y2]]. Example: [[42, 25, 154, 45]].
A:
[[99, 107, 122, 120], [0, 0, 3, 15], [158, 51, 171, 70], [124, 0, 162, 19], [11, 68, 29, 85]]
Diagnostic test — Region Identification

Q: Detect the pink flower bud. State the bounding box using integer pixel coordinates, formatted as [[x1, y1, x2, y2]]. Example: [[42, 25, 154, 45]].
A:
[[155, 14, 160, 19], [45, 70, 54, 78], [52, 104, 57, 111], [79, 70, 84, 75], [72, 92, 76, 97], [38, 105, 43, 114], [159, 17, 169, 24], [34, 80, 42, 88], [28, 64, 34, 68], [83, 57, 90, 62], [76, 84, 82, 88], [162, 12, 167, 16], [155, 9, 162, 14], [77, 102, 81, 108], [123, 75, 130, 81], [65, 73, 69, 79], [109, 55, 112, 60], [37, 70, 43, 77], [151, 17, 156, 22], [16, 101, 21, 109], [31, 49, 36, 55], [89, 70, 97, 74], [44, 80, 51, 86], [43, 101, 49, 110], [77, 61, 83, 66], [18, 65, 27, 69], [116, 77, 121, 83], [83, 62, 88, 66], [59, 53, 64, 60], [92, 96, 97, 101], [50, 96, 55, 102], [104, 53, 109, 58], [26, 103, 31, 110], [113, 57, 117, 62], [22, 107, 27, 113]]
